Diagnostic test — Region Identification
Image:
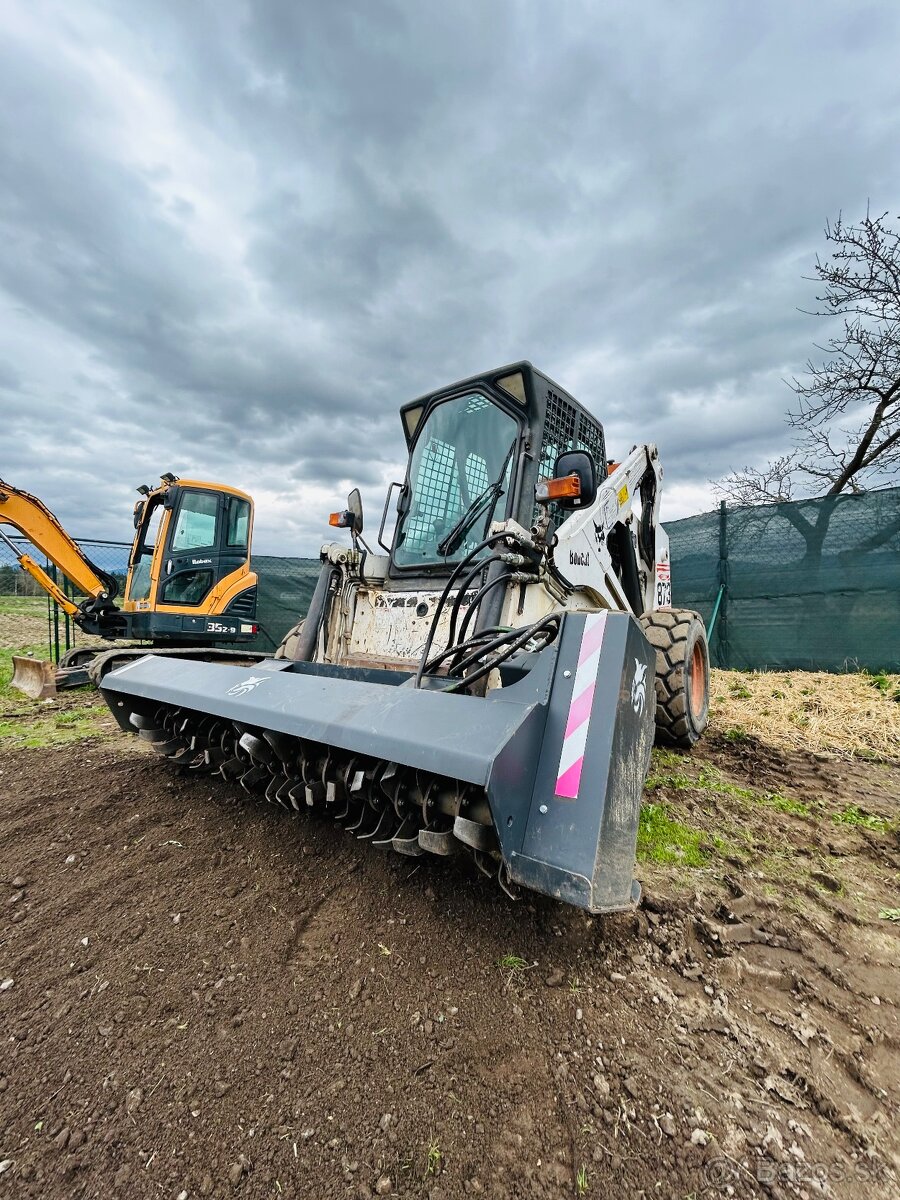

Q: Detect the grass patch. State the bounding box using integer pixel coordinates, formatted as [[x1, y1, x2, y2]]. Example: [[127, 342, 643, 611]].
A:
[[637, 803, 712, 868], [832, 804, 894, 834], [864, 670, 900, 702], [497, 953, 528, 972], [710, 668, 900, 761], [760, 793, 810, 816], [647, 756, 811, 818], [0, 645, 113, 750], [424, 1139, 442, 1178], [0, 595, 50, 617], [644, 769, 695, 791], [723, 726, 750, 743], [0, 702, 113, 749]]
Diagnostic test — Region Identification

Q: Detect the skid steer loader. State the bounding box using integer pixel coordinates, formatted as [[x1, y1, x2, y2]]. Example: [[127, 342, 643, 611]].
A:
[[99, 363, 709, 913], [1, 474, 259, 698]]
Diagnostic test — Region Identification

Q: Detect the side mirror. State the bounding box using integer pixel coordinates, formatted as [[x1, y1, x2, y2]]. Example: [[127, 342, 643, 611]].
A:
[[133, 500, 144, 530], [556, 450, 597, 508], [329, 488, 364, 535], [536, 450, 597, 510], [347, 487, 363, 534]]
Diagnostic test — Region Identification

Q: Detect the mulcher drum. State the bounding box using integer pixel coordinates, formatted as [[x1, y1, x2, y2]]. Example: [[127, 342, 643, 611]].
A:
[[100, 611, 654, 913]]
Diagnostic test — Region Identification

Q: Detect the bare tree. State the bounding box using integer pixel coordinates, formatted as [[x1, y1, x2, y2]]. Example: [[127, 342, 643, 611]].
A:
[[716, 208, 900, 559]]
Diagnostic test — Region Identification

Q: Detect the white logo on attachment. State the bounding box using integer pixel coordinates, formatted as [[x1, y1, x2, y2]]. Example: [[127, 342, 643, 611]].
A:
[[631, 659, 648, 715], [227, 675, 268, 698]]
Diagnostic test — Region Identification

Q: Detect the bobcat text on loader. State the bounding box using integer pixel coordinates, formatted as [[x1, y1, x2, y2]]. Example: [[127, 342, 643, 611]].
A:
[[100, 363, 710, 913]]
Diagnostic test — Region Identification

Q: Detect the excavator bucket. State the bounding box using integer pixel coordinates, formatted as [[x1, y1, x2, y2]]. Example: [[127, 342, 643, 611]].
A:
[[99, 611, 655, 913]]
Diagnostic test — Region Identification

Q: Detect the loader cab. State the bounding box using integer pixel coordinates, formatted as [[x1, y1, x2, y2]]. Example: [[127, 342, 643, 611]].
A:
[[124, 479, 255, 623], [390, 362, 607, 577]]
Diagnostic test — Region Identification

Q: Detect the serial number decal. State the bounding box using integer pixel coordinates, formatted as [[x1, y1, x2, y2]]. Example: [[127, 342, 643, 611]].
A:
[[656, 559, 671, 607], [206, 621, 235, 634]]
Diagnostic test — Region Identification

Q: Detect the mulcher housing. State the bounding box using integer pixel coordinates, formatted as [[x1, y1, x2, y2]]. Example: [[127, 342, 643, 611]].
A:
[[103, 610, 653, 911]]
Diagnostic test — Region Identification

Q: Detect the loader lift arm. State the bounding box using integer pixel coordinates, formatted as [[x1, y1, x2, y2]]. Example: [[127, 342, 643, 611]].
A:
[[548, 443, 668, 616]]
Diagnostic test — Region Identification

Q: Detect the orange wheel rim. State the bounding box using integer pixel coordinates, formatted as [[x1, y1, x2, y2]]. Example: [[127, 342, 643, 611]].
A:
[[689, 643, 705, 719]]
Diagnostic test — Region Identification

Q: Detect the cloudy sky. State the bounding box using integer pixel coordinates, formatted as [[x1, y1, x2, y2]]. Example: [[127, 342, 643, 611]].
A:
[[2, 0, 899, 554]]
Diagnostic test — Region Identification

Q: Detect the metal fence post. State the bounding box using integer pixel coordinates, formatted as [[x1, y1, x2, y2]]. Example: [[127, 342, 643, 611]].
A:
[[717, 500, 729, 667], [50, 562, 61, 664], [63, 576, 72, 653]]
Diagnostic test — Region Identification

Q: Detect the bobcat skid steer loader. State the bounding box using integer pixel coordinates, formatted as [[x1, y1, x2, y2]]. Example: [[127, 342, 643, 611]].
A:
[[98, 363, 709, 913]]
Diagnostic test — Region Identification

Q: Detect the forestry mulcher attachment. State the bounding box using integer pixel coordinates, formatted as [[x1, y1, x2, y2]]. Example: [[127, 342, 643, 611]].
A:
[[100, 363, 709, 913]]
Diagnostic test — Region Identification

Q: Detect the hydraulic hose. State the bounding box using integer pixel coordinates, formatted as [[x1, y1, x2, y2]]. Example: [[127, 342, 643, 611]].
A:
[[414, 531, 511, 689], [293, 564, 340, 662], [456, 571, 511, 647], [444, 553, 504, 649], [443, 614, 561, 693]]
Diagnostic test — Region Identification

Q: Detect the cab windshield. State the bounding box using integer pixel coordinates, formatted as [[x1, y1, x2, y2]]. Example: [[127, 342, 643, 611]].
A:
[[392, 393, 518, 569]]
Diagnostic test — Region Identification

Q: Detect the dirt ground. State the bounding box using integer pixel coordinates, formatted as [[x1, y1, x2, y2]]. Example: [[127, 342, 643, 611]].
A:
[[0, 725, 898, 1199]]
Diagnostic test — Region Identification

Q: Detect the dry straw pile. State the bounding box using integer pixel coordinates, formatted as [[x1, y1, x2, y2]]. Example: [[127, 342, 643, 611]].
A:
[[709, 668, 900, 761]]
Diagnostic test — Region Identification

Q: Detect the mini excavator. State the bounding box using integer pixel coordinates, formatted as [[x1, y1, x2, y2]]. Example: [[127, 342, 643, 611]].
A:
[[1, 475, 258, 698]]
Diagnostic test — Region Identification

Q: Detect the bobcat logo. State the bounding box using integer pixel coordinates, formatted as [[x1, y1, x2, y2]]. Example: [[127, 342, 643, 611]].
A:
[[631, 659, 648, 715], [227, 675, 268, 698]]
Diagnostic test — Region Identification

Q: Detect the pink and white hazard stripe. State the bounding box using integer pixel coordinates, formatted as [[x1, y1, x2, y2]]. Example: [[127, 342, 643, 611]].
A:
[[554, 611, 607, 800]]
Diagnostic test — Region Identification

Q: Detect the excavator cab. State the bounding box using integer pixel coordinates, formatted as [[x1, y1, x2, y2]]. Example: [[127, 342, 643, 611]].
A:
[[123, 477, 257, 641]]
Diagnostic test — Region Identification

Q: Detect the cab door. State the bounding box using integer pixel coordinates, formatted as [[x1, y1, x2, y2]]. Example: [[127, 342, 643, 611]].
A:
[[154, 488, 254, 612], [156, 489, 223, 609]]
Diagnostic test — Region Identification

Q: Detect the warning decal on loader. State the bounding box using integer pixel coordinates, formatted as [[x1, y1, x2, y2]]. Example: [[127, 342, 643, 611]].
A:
[[554, 611, 607, 800], [655, 558, 672, 608]]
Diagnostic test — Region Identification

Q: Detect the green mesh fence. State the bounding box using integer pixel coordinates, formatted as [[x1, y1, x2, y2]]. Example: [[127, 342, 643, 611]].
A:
[[250, 556, 319, 652], [0, 536, 319, 660], [667, 486, 900, 673]]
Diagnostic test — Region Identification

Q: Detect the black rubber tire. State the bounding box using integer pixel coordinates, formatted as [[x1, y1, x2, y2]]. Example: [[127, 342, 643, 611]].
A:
[[639, 608, 710, 749], [274, 619, 306, 660]]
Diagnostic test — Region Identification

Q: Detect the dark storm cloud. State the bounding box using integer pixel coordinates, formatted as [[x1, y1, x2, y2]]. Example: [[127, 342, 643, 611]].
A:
[[1, 0, 899, 551]]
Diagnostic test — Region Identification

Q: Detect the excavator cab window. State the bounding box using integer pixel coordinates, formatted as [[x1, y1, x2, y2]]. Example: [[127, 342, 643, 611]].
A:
[[392, 392, 518, 570], [155, 489, 223, 608], [171, 492, 218, 552], [226, 497, 251, 549], [160, 568, 214, 605]]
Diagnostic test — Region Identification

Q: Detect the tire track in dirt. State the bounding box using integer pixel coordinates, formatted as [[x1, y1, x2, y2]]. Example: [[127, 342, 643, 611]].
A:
[[0, 741, 897, 1198]]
